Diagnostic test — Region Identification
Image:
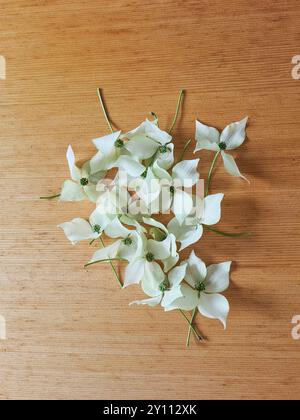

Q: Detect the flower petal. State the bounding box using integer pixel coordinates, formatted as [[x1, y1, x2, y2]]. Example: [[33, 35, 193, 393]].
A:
[[88, 240, 121, 264], [172, 189, 193, 224], [66, 145, 82, 182], [220, 117, 248, 150], [125, 136, 158, 160], [115, 155, 146, 177], [168, 263, 187, 287], [142, 217, 168, 235], [172, 159, 200, 188], [124, 258, 145, 287], [194, 120, 220, 152], [130, 295, 162, 307], [144, 119, 172, 145], [221, 151, 248, 181], [185, 250, 207, 287], [165, 284, 199, 311], [60, 180, 86, 201], [167, 217, 203, 251], [202, 193, 224, 226], [205, 261, 231, 293], [83, 185, 100, 203], [104, 217, 132, 239], [92, 131, 122, 152], [161, 286, 183, 308], [162, 254, 179, 272], [198, 293, 230, 329], [58, 218, 95, 244], [143, 261, 165, 294], [147, 235, 172, 260], [136, 168, 161, 205], [156, 143, 174, 170]]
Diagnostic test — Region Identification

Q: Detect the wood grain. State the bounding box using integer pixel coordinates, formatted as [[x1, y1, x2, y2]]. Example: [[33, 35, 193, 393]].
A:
[[1, 0, 300, 400]]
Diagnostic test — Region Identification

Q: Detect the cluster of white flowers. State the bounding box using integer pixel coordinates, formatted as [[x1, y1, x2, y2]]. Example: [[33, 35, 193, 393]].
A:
[[43, 90, 249, 345]]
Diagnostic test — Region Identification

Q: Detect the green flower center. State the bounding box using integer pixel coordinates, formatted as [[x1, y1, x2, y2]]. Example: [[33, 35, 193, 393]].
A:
[[219, 142, 227, 150], [123, 237, 133, 246], [169, 186, 175, 195], [93, 224, 101, 234], [159, 278, 170, 292], [159, 145, 169, 154], [141, 169, 148, 179], [80, 178, 89, 186], [195, 280, 206, 292], [146, 252, 155, 262], [115, 139, 124, 148]]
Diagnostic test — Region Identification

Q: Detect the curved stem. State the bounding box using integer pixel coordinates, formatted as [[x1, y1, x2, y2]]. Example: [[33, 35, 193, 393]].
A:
[[205, 151, 220, 196], [177, 139, 192, 163], [186, 308, 197, 347], [97, 88, 114, 133], [179, 310, 203, 343], [99, 237, 123, 288], [40, 194, 60, 200], [168, 89, 185, 134], [204, 225, 251, 237]]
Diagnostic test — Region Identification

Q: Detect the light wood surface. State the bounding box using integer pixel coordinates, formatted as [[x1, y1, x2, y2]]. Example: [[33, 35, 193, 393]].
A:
[[1, 0, 300, 400]]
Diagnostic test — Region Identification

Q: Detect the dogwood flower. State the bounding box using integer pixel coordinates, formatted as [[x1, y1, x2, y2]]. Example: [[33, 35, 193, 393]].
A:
[[123, 231, 177, 287], [123, 119, 173, 162], [130, 263, 187, 308], [194, 117, 248, 180], [90, 130, 145, 177], [60, 145, 105, 202], [167, 193, 224, 250], [166, 251, 231, 329]]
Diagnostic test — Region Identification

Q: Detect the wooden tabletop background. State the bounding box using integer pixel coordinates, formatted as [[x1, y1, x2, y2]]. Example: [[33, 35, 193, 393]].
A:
[[0, 0, 300, 400]]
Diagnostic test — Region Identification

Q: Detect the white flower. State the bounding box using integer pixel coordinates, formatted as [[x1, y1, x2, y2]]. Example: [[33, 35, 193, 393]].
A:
[[58, 208, 111, 244], [123, 231, 178, 287], [194, 117, 248, 180], [60, 145, 106, 202], [123, 119, 173, 162], [151, 158, 200, 224], [166, 251, 231, 329], [130, 263, 187, 308], [90, 131, 145, 177], [167, 193, 224, 250]]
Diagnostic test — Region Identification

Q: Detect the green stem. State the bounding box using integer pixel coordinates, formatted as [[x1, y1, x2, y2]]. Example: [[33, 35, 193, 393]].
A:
[[84, 257, 125, 268], [97, 88, 114, 133], [168, 89, 185, 134], [177, 139, 192, 163], [186, 308, 197, 347], [99, 237, 123, 288], [179, 310, 203, 343], [204, 225, 251, 237], [40, 194, 60, 200], [205, 151, 220, 196]]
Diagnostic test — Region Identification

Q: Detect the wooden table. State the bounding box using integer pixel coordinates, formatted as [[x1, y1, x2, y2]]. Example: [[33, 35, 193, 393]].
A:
[[0, 0, 300, 400]]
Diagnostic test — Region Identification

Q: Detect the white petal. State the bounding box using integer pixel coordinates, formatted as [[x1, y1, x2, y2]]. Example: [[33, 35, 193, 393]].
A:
[[147, 235, 172, 260], [195, 120, 220, 152], [88, 240, 121, 264], [136, 168, 161, 205], [125, 136, 158, 159], [221, 151, 248, 181], [165, 284, 199, 311], [202, 193, 224, 226], [59, 180, 86, 201], [92, 131, 122, 152], [152, 161, 173, 182], [58, 218, 95, 244], [124, 258, 145, 287], [198, 293, 230, 329], [172, 159, 200, 188], [162, 254, 179, 272], [144, 119, 172, 145], [66, 145, 82, 182], [89, 208, 112, 230], [185, 250, 207, 287], [118, 234, 141, 262], [172, 189, 193, 224], [143, 261, 165, 294], [142, 217, 168, 235], [90, 149, 118, 173], [167, 217, 203, 251], [205, 261, 231, 293], [130, 295, 162, 307], [83, 185, 100, 203], [161, 286, 183, 308], [168, 263, 187, 287], [115, 155, 145, 177], [220, 117, 248, 150], [104, 217, 132, 239]]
